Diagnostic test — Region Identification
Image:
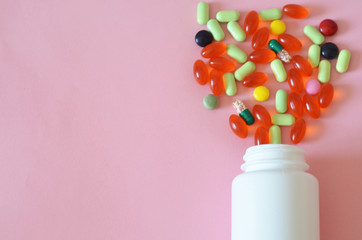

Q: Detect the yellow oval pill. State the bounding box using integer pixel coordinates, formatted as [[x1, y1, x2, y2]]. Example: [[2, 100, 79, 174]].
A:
[[254, 86, 270, 102]]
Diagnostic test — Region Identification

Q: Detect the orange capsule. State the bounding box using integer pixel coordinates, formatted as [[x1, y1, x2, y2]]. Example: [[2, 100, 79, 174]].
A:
[[193, 60, 209, 85], [255, 126, 269, 145], [249, 49, 276, 64], [244, 10, 259, 35], [278, 33, 302, 52], [288, 92, 304, 118], [291, 118, 306, 144], [287, 69, 304, 94], [209, 56, 236, 72], [201, 42, 227, 58], [252, 27, 269, 50], [242, 72, 268, 87], [209, 70, 224, 96], [282, 4, 309, 19], [319, 83, 334, 108], [291, 55, 313, 76], [303, 94, 320, 119], [252, 104, 272, 128], [229, 114, 248, 138]]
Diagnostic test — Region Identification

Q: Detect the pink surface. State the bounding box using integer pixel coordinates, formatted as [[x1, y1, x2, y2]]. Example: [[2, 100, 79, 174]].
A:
[[0, 0, 361, 239]]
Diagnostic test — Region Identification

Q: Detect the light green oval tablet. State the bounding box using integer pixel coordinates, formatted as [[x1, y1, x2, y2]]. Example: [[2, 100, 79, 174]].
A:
[[318, 60, 331, 83], [227, 44, 247, 63], [203, 94, 219, 110], [227, 21, 246, 42], [270, 59, 287, 82], [207, 19, 225, 41], [275, 89, 288, 113], [197, 2, 209, 25], [259, 8, 282, 21], [234, 61, 256, 81], [304, 25, 325, 45], [224, 72, 237, 96], [272, 114, 295, 126], [216, 10, 240, 22], [336, 49, 351, 73], [308, 44, 321, 68], [269, 125, 281, 144]]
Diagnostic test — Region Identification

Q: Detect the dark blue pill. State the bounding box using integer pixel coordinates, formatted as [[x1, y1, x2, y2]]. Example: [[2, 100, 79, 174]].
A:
[[195, 30, 213, 47], [321, 42, 339, 60]]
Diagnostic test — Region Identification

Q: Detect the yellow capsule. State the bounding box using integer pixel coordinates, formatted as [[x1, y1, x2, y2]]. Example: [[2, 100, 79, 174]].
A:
[[270, 20, 286, 35], [254, 86, 270, 102]]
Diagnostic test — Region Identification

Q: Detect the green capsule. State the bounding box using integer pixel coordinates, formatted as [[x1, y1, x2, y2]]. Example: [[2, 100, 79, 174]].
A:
[[207, 19, 225, 41], [269, 125, 281, 144], [275, 89, 288, 113], [270, 59, 287, 82], [216, 10, 240, 22], [224, 72, 237, 96], [240, 109, 255, 125], [227, 21, 246, 42], [308, 44, 321, 68], [272, 114, 295, 126], [227, 44, 247, 63], [318, 60, 331, 83], [234, 61, 256, 81], [197, 2, 209, 25], [336, 49, 351, 73], [304, 25, 325, 45], [269, 39, 284, 54], [259, 8, 282, 21]]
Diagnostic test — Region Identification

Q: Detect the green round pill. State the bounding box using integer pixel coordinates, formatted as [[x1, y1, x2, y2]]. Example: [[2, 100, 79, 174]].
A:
[[203, 94, 219, 110]]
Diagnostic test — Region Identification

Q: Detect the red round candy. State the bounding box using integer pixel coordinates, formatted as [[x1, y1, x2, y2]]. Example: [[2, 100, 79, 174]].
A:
[[319, 19, 338, 36]]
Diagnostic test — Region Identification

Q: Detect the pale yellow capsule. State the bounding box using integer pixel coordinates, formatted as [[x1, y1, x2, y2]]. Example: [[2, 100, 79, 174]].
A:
[[234, 61, 256, 81], [227, 21, 246, 42], [207, 19, 225, 41], [216, 10, 240, 22], [224, 72, 237, 96], [197, 2, 209, 25], [336, 49, 351, 73]]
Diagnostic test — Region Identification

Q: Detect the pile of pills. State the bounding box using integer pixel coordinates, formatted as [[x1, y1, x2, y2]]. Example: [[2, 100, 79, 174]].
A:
[[193, 3, 351, 145]]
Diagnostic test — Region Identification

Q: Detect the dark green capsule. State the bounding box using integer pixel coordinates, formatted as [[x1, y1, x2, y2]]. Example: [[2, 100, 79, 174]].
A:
[[239, 109, 255, 125], [269, 39, 284, 54]]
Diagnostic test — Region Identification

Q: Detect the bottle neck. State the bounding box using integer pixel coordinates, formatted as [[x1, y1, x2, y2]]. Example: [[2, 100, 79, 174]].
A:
[[241, 144, 309, 172]]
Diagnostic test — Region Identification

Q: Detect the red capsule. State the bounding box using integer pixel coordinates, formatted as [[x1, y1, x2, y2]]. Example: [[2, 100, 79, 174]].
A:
[[209, 70, 224, 96], [201, 42, 227, 58], [278, 33, 302, 52], [193, 60, 209, 85], [288, 92, 304, 118], [209, 56, 236, 72], [252, 27, 269, 50], [229, 114, 248, 138], [249, 49, 276, 64], [282, 4, 309, 19], [252, 104, 272, 128], [255, 126, 269, 145], [291, 55, 313, 76], [319, 83, 334, 108], [287, 69, 304, 94], [241, 72, 268, 87], [244, 11, 259, 36], [291, 118, 306, 144], [303, 94, 320, 119]]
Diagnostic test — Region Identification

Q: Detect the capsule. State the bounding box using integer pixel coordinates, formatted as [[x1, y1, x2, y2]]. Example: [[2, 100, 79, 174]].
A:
[[197, 2, 209, 25], [227, 44, 247, 63], [275, 89, 288, 113], [288, 92, 304, 118], [319, 83, 334, 108], [234, 61, 256, 81], [201, 42, 227, 58], [269, 125, 281, 144], [304, 25, 325, 45], [336, 49, 351, 73], [282, 4, 309, 19], [209, 70, 224, 96], [241, 72, 268, 87], [255, 126, 270, 145], [278, 33, 302, 52], [252, 104, 272, 128], [259, 8, 282, 21], [318, 60, 331, 83], [291, 55, 313, 76], [268, 39, 291, 63], [233, 99, 255, 125], [244, 10, 259, 35], [303, 94, 320, 119], [271, 59, 287, 82], [224, 72, 237, 96], [207, 19, 225, 41], [227, 21, 246, 42], [291, 118, 306, 144], [216, 10, 240, 22], [308, 44, 321, 68], [249, 49, 276, 64], [252, 27, 269, 50], [287, 69, 304, 94], [193, 60, 209, 85], [272, 114, 295, 126], [209, 56, 236, 72], [229, 114, 248, 138]]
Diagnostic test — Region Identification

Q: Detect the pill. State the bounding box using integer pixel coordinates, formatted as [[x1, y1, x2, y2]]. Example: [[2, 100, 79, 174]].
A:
[[321, 42, 339, 59], [269, 125, 282, 144], [304, 25, 325, 45], [268, 39, 291, 63], [288, 92, 304, 118], [270, 20, 286, 35], [255, 126, 270, 145], [252, 27, 269, 50], [216, 10, 240, 22], [254, 86, 269, 102], [290, 118, 306, 144], [278, 33, 302, 52], [308, 44, 321, 68], [318, 60, 331, 83], [336, 49, 351, 73], [203, 94, 219, 110], [319, 19, 338, 36], [303, 94, 320, 119], [271, 59, 287, 82], [227, 21, 246, 42], [229, 114, 248, 138], [259, 8, 282, 21], [275, 89, 288, 113], [224, 72, 237, 96], [252, 104, 272, 128], [287, 69, 304, 94], [244, 10, 259, 35], [233, 99, 255, 125], [193, 60, 209, 85], [291, 55, 313, 76], [197, 2, 209, 25], [242, 72, 268, 87], [282, 4, 309, 19], [209, 70, 224, 96], [207, 19, 225, 41], [306, 79, 321, 95], [195, 30, 213, 47], [319, 83, 334, 108], [201, 42, 227, 58], [249, 49, 276, 64], [227, 44, 247, 63], [234, 61, 256, 81], [272, 114, 296, 126], [209, 56, 236, 72]]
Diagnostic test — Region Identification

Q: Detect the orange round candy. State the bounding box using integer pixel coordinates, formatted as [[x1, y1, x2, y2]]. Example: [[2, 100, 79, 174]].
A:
[[229, 114, 248, 138], [249, 49, 276, 64], [193, 60, 209, 85], [319, 83, 334, 108], [201, 42, 227, 58], [244, 10, 259, 35], [291, 55, 313, 76], [278, 33, 302, 52], [252, 27, 269, 50], [252, 104, 272, 128], [209, 70, 224, 96], [242, 72, 268, 87], [287, 69, 304, 94], [282, 4, 309, 19], [288, 92, 304, 118], [303, 94, 320, 119], [291, 118, 306, 144], [255, 126, 269, 145], [209, 56, 236, 72]]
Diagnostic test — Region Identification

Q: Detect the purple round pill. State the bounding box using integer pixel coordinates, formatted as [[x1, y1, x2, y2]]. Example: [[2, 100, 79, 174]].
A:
[[305, 79, 321, 95]]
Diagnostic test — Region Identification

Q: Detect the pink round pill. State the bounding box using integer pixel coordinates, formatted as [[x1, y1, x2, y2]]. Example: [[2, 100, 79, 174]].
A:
[[305, 79, 321, 95]]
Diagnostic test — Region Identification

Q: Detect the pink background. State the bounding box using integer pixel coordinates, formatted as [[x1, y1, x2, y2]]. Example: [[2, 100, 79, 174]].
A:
[[0, 0, 361, 239]]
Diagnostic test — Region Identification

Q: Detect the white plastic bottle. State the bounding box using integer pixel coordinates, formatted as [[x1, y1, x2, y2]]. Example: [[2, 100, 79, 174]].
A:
[[232, 144, 319, 240]]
